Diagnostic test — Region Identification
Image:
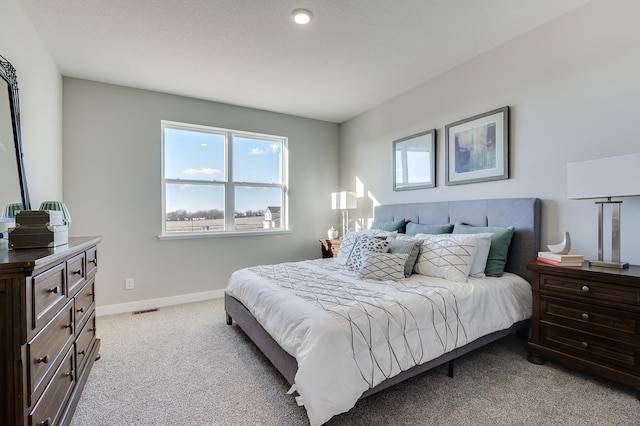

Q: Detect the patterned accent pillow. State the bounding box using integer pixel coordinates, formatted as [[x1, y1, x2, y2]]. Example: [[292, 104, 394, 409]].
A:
[[414, 234, 481, 282], [388, 238, 422, 277], [346, 235, 390, 271], [337, 229, 394, 265], [359, 252, 408, 280]]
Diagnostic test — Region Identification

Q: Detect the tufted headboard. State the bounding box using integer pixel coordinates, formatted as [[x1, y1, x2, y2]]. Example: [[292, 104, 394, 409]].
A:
[[373, 198, 541, 281]]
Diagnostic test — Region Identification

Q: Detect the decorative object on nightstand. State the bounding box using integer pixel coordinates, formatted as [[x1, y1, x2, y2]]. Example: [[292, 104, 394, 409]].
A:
[[526, 262, 640, 399], [319, 238, 341, 258], [567, 153, 640, 269], [331, 191, 357, 237], [547, 231, 571, 254], [327, 226, 338, 239]]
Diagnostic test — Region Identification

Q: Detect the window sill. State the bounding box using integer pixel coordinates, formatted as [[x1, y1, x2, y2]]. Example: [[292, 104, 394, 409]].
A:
[[158, 229, 291, 240]]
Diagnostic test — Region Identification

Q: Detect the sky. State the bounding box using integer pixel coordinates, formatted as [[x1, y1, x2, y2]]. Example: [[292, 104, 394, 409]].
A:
[[164, 128, 283, 214]]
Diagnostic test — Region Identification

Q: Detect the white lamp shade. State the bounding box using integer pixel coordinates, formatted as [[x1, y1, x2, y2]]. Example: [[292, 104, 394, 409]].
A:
[[331, 191, 357, 210], [567, 153, 640, 199]]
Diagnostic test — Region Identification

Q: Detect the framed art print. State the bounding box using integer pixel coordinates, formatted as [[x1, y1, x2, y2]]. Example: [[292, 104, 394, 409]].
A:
[[445, 106, 509, 186], [393, 129, 436, 191]]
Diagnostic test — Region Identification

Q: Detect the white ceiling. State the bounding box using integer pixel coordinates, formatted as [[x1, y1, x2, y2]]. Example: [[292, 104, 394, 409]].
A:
[[18, 0, 591, 123]]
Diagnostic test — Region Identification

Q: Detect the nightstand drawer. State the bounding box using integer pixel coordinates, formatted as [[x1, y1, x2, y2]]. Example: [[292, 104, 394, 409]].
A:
[[540, 295, 640, 340], [539, 273, 640, 307], [539, 323, 640, 372]]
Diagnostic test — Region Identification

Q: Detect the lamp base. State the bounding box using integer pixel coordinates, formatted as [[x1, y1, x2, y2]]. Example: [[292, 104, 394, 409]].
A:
[[588, 260, 629, 269]]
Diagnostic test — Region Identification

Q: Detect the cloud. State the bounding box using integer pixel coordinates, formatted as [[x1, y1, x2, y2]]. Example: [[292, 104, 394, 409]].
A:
[[182, 167, 221, 176], [248, 144, 280, 155]]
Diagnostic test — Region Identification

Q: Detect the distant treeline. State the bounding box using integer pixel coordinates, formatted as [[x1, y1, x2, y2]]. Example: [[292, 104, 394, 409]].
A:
[[166, 209, 264, 221]]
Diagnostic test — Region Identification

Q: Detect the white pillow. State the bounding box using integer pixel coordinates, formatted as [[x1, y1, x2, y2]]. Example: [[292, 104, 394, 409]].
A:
[[414, 234, 481, 282], [468, 233, 493, 278], [359, 252, 408, 280], [346, 235, 390, 271]]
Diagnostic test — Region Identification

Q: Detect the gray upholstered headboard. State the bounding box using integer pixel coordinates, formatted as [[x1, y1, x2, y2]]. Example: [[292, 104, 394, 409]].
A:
[[374, 198, 541, 281]]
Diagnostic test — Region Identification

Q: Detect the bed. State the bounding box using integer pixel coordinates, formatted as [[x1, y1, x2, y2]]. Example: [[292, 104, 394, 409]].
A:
[[225, 197, 541, 425]]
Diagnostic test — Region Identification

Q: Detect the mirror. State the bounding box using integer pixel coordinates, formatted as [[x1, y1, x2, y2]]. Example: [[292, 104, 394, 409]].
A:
[[0, 54, 30, 219], [393, 129, 436, 191]]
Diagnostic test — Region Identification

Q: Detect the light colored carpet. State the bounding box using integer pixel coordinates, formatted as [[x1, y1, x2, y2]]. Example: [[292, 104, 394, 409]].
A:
[[71, 299, 639, 425]]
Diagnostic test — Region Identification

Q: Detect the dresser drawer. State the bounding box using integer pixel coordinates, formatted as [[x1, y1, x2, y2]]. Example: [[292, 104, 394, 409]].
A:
[[31, 263, 66, 332], [76, 310, 97, 375], [74, 278, 96, 331], [86, 245, 98, 278], [28, 302, 74, 405], [29, 347, 75, 426], [539, 323, 639, 372], [540, 295, 640, 341], [67, 252, 86, 297], [539, 273, 640, 307]]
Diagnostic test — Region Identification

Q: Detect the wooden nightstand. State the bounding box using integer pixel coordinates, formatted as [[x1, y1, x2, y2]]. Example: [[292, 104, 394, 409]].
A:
[[526, 262, 640, 398], [319, 238, 341, 258]]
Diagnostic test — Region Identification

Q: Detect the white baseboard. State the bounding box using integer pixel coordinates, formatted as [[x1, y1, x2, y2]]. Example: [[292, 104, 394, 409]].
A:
[[95, 289, 225, 316]]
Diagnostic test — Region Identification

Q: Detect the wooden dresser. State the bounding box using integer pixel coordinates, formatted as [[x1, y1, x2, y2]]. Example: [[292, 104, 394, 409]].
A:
[[0, 236, 102, 425], [527, 262, 640, 398]]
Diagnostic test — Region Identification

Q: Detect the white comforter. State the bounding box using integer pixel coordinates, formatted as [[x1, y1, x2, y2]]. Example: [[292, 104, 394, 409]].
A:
[[226, 258, 532, 425]]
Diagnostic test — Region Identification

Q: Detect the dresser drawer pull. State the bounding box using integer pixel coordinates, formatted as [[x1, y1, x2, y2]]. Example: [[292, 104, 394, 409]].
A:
[[47, 286, 59, 294], [40, 418, 51, 426], [64, 323, 73, 329], [64, 370, 74, 381], [581, 341, 589, 348], [77, 307, 85, 313], [90, 258, 98, 266], [36, 355, 49, 364], [581, 313, 590, 320], [581, 285, 590, 293], [78, 349, 86, 355], [72, 269, 82, 275]]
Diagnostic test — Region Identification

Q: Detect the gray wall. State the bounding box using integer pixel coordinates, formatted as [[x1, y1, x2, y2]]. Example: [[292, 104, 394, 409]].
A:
[[1, 0, 63, 205], [63, 79, 340, 308], [340, 0, 640, 266]]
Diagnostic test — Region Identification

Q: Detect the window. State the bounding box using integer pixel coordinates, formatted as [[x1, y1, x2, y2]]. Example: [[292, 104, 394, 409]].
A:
[[161, 121, 288, 237]]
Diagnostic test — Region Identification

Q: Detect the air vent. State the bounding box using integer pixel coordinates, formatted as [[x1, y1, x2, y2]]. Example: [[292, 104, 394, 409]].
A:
[[132, 308, 158, 315]]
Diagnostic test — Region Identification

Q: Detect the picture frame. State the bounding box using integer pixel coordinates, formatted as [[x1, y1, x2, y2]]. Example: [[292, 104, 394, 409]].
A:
[[393, 129, 436, 191], [445, 106, 509, 186]]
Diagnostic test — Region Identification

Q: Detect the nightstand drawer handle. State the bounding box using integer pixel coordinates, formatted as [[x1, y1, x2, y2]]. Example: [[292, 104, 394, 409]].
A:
[[581, 341, 589, 348], [47, 286, 59, 294], [581, 313, 590, 320], [581, 285, 590, 292], [37, 355, 49, 364]]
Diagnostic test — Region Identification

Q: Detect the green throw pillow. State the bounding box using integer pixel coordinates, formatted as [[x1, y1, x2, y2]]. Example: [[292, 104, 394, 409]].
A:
[[389, 239, 422, 277], [406, 222, 453, 236], [452, 222, 515, 277], [370, 219, 406, 233]]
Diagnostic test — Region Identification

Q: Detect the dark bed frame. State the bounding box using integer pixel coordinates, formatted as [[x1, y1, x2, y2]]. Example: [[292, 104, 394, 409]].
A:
[[225, 198, 541, 398]]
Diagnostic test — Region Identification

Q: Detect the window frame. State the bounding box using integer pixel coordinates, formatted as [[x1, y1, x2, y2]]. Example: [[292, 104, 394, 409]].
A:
[[160, 120, 289, 239]]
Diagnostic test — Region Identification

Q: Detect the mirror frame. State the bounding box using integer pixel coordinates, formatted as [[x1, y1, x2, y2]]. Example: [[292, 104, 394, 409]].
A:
[[393, 129, 436, 191], [0, 54, 30, 210]]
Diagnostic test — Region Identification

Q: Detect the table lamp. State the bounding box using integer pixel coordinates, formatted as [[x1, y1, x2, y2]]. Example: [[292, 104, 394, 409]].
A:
[[567, 153, 640, 269], [331, 191, 356, 237]]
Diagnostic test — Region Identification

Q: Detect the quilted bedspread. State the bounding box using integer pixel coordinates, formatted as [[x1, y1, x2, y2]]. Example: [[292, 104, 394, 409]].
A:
[[226, 258, 531, 425]]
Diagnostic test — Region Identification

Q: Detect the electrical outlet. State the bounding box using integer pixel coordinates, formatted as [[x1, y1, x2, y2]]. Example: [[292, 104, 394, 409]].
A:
[[125, 278, 134, 290]]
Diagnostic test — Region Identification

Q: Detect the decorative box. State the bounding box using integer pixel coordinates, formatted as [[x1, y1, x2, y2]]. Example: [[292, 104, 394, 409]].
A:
[[8, 225, 69, 249], [15, 210, 64, 227]]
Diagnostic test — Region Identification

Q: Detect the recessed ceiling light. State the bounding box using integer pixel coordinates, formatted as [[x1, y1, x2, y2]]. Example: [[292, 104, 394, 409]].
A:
[[291, 8, 313, 25]]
